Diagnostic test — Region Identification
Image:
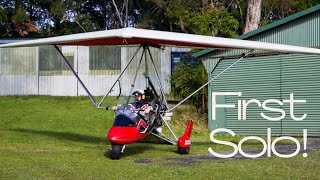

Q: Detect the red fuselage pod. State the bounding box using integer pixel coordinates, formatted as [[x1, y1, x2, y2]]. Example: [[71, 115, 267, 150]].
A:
[[108, 119, 149, 145]]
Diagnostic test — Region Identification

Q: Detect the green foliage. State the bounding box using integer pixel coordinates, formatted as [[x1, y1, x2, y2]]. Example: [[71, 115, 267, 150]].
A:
[[0, 6, 10, 35], [135, 0, 239, 36], [164, 0, 239, 37], [187, 7, 239, 37], [11, 8, 28, 23], [171, 62, 202, 98], [55, 21, 85, 35], [170, 54, 208, 109], [49, 1, 65, 19], [288, 0, 320, 14], [260, 0, 320, 26], [0, 6, 7, 22], [0, 0, 319, 37]]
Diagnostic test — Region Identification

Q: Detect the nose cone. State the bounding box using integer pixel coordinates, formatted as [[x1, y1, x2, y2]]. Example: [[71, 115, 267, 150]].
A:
[[108, 126, 147, 144]]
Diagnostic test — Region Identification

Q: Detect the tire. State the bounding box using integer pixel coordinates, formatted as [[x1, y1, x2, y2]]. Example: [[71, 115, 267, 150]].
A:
[[110, 144, 123, 160], [178, 147, 190, 155]]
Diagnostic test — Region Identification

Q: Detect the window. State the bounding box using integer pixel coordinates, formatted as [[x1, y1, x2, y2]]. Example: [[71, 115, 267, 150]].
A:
[[0, 47, 36, 75], [89, 46, 121, 74], [39, 46, 74, 76]]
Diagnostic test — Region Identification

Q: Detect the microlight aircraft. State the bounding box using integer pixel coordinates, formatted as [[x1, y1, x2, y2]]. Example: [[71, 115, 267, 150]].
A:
[[1, 28, 320, 159]]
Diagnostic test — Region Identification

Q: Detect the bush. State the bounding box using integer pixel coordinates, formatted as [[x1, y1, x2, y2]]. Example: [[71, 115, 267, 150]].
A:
[[170, 53, 208, 113]]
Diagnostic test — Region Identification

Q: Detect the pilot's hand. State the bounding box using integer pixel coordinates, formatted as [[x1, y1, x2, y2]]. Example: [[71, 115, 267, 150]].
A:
[[144, 106, 153, 114], [111, 106, 117, 111]]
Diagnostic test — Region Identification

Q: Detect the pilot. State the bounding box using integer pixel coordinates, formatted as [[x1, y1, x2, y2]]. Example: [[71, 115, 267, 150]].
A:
[[129, 90, 153, 114], [131, 90, 160, 133], [112, 89, 153, 114]]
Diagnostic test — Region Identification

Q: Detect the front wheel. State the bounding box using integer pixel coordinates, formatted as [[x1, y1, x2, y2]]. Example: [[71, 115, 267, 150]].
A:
[[178, 147, 190, 155], [110, 144, 123, 160]]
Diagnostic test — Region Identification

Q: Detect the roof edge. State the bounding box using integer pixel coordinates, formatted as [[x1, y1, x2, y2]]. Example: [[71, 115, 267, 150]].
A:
[[238, 4, 320, 40], [194, 4, 320, 58]]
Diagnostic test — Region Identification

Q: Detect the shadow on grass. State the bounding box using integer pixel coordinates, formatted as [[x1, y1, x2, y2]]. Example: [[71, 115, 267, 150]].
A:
[[11, 128, 158, 158], [139, 135, 174, 145], [10, 128, 199, 158], [108, 144, 156, 159], [10, 128, 108, 145]]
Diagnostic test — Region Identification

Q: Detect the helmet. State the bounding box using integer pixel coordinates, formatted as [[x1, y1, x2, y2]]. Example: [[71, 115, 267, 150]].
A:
[[132, 89, 144, 96], [132, 89, 145, 100]]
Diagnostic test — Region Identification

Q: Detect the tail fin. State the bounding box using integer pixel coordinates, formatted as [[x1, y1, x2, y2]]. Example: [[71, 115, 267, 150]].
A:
[[184, 120, 194, 138], [178, 120, 194, 148]]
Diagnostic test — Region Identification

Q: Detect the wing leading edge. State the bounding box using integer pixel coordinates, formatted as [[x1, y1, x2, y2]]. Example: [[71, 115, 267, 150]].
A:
[[0, 27, 320, 55]]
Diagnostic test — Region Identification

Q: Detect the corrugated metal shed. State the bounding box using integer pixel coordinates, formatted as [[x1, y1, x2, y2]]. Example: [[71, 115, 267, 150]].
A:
[[0, 45, 172, 97], [201, 5, 320, 136]]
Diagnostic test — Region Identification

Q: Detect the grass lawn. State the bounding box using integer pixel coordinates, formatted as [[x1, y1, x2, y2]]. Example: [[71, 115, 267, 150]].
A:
[[0, 96, 319, 179]]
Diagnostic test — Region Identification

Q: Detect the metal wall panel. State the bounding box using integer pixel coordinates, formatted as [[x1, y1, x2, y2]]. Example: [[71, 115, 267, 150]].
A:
[[210, 56, 282, 135], [161, 46, 172, 94], [38, 46, 77, 96], [83, 46, 163, 96], [203, 58, 223, 131], [281, 54, 320, 136], [39, 76, 77, 96], [119, 46, 168, 96], [209, 54, 320, 136], [206, 8, 320, 136], [0, 45, 172, 96], [0, 47, 38, 95], [77, 45, 122, 97]]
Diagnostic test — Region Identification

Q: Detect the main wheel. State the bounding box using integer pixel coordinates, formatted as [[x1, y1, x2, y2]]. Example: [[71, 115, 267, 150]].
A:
[[110, 144, 123, 160], [178, 147, 190, 155]]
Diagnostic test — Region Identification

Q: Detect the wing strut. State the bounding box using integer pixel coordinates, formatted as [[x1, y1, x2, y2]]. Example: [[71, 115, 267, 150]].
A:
[[126, 47, 146, 104], [54, 45, 98, 107], [168, 49, 254, 112], [99, 45, 143, 107], [146, 46, 169, 109]]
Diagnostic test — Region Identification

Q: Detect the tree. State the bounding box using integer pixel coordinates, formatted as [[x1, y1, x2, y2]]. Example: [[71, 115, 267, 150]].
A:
[[132, 0, 174, 30], [243, 0, 262, 33], [0, 0, 41, 36], [0, 5, 10, 36], [135, 0, 239, 37], [170, 53, 208, 111], [187, 6, 239, 37], [1, 0, 318, 37], [260, 0, 320, 27]]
